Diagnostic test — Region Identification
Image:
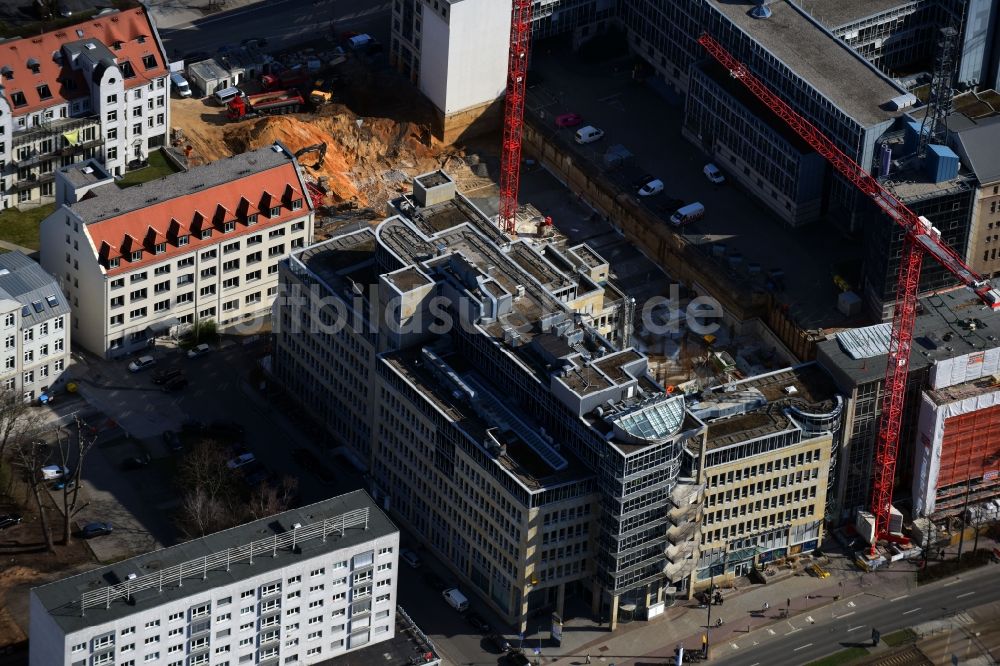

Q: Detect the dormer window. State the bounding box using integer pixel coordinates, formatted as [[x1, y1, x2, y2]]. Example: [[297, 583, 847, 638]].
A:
[[27, 58, 40, 74], [200, 229, 212, 240], [291, 199, 303, 211], [109, 257, 120, 269], [75, 29, 84, 38], [155, 242, 166, 254], [138, 35, 147, 43], [130, 250, 142, 261], [177, 234, 189, 247], [224, 220, 236, 232], [142, 54, 157, 70], [269, 206, 281, 217], [1, 66, 13, 80], [36, 84, 52, 100], [120, 61, 135, 79], [113, 41, 123, 50], [10, 91, 26, 108], [246, 213, 258, 225]]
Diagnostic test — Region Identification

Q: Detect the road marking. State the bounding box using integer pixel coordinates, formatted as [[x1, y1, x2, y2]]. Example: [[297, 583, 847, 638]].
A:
[[767, 629, 776, 635], [902, 607, 922, 615], [730, 643, 740, 649], [943, 579, 961, 587], [891, 594, 909, 601], [848, 625, 865, 632], [833, 611, 856, 619], [847, 601, 856, 607], [794, 643, 814, 652], [956, 592, 975, 599], [806, 615, 815, 624], [750, 662, 761, 666], [786, 628, 801, 635]]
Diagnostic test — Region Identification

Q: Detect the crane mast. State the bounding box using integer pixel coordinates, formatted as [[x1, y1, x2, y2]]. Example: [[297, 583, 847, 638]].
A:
[[498, 0, 534, 236], [696, 33, 1000, 556]]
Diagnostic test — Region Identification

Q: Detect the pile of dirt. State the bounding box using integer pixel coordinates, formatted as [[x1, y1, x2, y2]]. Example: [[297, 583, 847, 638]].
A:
[[222, 104, 437, 208]]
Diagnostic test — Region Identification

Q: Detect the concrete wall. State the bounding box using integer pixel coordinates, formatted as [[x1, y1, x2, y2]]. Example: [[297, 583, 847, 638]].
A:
[[442, 0, 509, 115]]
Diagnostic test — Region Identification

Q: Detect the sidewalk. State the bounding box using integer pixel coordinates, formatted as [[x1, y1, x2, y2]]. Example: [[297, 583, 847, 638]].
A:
[[536, 552, 920, 665], [146, 0, 273, 31]]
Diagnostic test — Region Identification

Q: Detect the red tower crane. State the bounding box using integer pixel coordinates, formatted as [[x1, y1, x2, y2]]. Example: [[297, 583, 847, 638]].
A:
[[498, 0, 534, 235], [696, 33, 1000, 555]]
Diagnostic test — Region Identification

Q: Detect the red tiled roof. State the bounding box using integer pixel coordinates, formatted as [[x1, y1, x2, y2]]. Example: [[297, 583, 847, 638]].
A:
[[84, 162, 309, 277], [0, 7, 167, 116]]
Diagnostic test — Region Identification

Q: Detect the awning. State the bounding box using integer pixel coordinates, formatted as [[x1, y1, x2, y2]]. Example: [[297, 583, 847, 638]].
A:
[[63, 130, 80, 146], [147, 318, 180, 336]]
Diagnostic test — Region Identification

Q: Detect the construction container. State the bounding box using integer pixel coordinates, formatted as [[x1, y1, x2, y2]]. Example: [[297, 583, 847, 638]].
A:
[[925, 144, 960, 183], [889, 505, 904, 534], [837, 291, 862, 317], [903, 120, 927, 154]]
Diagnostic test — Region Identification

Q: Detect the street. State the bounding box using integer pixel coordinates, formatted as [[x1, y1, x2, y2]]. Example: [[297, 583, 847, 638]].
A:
[[155, 0, 392, 59], [711, 567, 1000, 665]]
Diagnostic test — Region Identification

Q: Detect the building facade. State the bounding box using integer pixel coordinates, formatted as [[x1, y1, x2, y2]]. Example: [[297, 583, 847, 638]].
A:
[[0, 6, 171, 209], [689, 365, 841, 580], [39, 143, 314, 358], [817, 291, 1000, 524], [951, 117, 1000, 278], [274, 172, 703, 630], [0, 252, 71, 402], [29, 491, 399, 666]]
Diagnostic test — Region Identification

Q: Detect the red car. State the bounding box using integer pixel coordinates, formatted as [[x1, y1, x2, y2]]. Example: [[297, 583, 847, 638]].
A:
[[555, 112, 583, 128]]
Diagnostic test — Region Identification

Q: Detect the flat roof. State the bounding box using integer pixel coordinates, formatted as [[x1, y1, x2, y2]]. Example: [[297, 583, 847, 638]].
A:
[[33, 490, 396, 635], [803, 0, 921, 29], [711, 0, 903, 126], [817, 288, 1000, 389], [927, 375, 1000, 406]]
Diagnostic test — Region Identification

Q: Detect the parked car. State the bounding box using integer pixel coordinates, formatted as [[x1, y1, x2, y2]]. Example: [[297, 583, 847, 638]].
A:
[[466, 611, 491, 634], [637, 178, 665, 197], [152, 369, 183, 385], [120, 456, 149, 471], [187, 343, 211, 359], [40, 465, 69, 480], [51, 478, 77, 491], [128, 356, 156, 372], [442, 588, 470, 612], [574, 125, 605, 144], [226, 452, 256, 470], [400, 549, 422, 569], [486, 633, 512, 653], [0, 514, 22, 530], [81, 522, 113, 538], [555, 112, 583, 128], [703, 162, 726, 184], [162, 376, 189, 393], [163, 430, 182, 453]]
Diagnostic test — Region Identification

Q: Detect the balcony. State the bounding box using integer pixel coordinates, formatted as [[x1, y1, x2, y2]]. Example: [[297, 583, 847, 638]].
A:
[[665, 540, 697, 563], [13, 138, 103, 169], [670, 480, 704, 506], [665, 557, 697, 580], [667, 520, 698, 545], [669, 501, 703, 524], [12, 172, 55, 192]]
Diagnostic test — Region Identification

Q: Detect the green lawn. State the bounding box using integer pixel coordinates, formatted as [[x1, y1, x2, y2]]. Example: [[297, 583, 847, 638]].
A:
[[117, 150, 181, 188], [882, 628, 917, 647], [804, 647, 869, 666], [0, 202, 54, 251]]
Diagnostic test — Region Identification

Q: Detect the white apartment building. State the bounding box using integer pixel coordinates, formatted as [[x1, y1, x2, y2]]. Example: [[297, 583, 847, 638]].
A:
[[0, 251, 71, 401], [0, 6, 172, 210], [39, 143, 314, 358], [29, 490, 400, 666], [390, 0, 510, 142]]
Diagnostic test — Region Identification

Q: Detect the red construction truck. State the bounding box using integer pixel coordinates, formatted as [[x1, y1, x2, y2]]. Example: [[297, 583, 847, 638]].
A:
[[261, 66, 310, 92], [227, 89, 304, 120]]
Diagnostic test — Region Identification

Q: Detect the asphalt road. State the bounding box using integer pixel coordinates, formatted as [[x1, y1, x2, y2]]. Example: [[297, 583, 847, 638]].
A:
[[158, 0, 391, 59], [711, 566, 1000, 665]]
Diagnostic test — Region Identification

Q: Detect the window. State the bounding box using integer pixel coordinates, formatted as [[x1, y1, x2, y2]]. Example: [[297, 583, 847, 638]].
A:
[[200, 229, 212, 240], [129, 308, 146, 320], [178, 257, 195, 268], [36, 84, 52, 99], [247, 214, 259, 225], [155, 280, 170, 294], [107, 147, 118, 160], [3, 314, 13, 327], [154, 299, 170, 313], [224, 221, 236, 233], [268, 244, 285, 257], [176, 292, 193, 304], [121, 627, 136, 636], [131, 271, 148, 283], [121, 643, 135, 653], [222, 277, 239, 290], [130, 249, 142, 261], [154, 264, 171, 276], [216, 612, 231, 622], [72, 642, 86, 653], [111, 278, 125, 290], [245, 292, 261, 305], [106, 94, 118, 104], [168, 611, 183, 622], [111, 296, 124, 308], [178, 235, 189, 246], [110, 314, 124, 326], [222, 299, 239, 312], [247, 234, 262, 246], [269, 228, 286, 239], [142, 54, 157, 69], [198, 306, 215, 318], [246, 270, 261, 282], [223, 241, 240, 254], [130, 288, 147, 301], [109, 257, 121, 269], [292, 199, 303, 211], [288, 575, 301, 585], [190, 602, 211, 619], [307, 631, 322, 641], [23, 328, 32, 342], [223, 259, 239, 272], [200, 285, 216, 297], [292, 221, 306, 232], [201, 249, 217, 260], [201, 267, 217, 279]]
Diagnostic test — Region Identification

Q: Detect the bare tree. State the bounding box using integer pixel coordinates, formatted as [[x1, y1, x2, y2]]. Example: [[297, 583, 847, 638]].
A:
[[176, 442, 242, 537], [248, 475, 299, 521], [53, 417, 99, 545], [10, 437, 55, 553], [0, 389, 37, 460]]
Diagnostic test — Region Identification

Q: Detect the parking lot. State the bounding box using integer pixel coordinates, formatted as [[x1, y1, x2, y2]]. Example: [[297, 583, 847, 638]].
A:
[[526, 42, 861, 330]]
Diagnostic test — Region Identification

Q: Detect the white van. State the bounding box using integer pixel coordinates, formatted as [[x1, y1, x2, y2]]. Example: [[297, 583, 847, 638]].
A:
[[574, 125, 605, 144], [213, 86, 241, 105], [170, 72, 192, 98], [669, 202, 705, 227], [442, 588, 469, 612]]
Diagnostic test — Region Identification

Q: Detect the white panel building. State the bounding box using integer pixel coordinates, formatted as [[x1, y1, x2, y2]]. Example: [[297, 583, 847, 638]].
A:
[[29, 491, 400, 666], [0, 7, 171, 209], [39, 144, 314, 358]]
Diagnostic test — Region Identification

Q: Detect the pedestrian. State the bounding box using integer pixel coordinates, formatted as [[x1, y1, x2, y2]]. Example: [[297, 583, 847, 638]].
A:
[[786, 598, 790, 610], [586, 655, 592, 664]]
